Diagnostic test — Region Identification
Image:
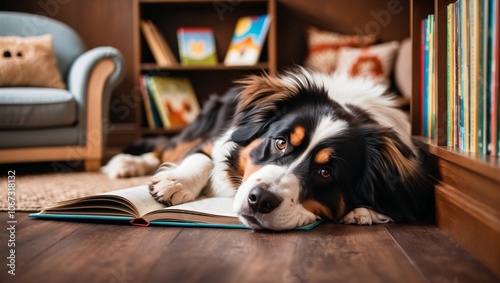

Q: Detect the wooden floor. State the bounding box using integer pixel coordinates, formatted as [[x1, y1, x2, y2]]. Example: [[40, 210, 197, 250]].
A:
[[1, 214, 498, 283]]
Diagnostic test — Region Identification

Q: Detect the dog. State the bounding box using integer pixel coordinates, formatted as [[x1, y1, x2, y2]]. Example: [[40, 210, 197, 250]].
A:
[[102, 68, 434, 230]]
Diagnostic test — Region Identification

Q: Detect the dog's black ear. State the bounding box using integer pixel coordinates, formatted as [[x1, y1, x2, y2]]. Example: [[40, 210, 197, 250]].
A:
[[230, 73, 297, 145], [354, 125, 434, 222], [231, 122, 266, 145]]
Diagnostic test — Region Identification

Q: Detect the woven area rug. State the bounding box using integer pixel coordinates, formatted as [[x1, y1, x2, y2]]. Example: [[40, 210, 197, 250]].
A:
[[1, 171, 151, 212]]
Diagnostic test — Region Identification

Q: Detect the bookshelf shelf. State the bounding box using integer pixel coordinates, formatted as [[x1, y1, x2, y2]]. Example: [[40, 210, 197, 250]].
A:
[[140, 62, 270, 72]]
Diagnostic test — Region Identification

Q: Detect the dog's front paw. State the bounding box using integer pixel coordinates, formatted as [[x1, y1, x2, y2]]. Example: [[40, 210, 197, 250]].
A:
[[341, 207, 393, 225], [149, 164, 197, 206], [149, 178, 195, 206]]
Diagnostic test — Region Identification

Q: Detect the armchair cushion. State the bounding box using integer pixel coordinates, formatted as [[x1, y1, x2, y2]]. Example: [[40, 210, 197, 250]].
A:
[[0, 34, 65, 88], [0, 88, 76, 129]]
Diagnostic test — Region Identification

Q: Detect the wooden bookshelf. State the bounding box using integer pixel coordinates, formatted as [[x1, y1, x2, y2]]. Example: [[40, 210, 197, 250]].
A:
[[138, 0, 276, 135], [410, 0, 500, 275]]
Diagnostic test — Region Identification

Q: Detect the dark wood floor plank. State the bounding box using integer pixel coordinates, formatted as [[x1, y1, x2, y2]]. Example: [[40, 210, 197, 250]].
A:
[[4, 215, 182, 283], [386, 223, 500, 283], [146, 227, 298, 282], [283, 224, 425, 283], [1, 214, 84, 278], [146, 223, 425, 283]]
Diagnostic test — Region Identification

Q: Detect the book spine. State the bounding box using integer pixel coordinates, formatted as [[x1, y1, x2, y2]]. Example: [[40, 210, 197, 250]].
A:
[[140, 75, 155, 129], [470, 0, 479, 153], [462, 0, 471, 151], [421, 19, 426, 137], [478, 0, 486, 154], [489, 0, 498, 156], [147, 76, 172, 129], [145, 75, 163, 128], [482, 0, 490, 155], [429, 15, 436, 139], [141, 20, 169, 66], [424, 17, 430, 138], [455, 2, 461, 148], [149, 20, 176, 66], [446, 4, 453, 147], [458, 0, 464, 150], [447, 4, 454, 148]]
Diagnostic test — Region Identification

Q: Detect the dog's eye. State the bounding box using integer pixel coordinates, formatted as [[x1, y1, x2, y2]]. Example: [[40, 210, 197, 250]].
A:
[[318, 168, 332, 179], [274, 138, 287, 152]]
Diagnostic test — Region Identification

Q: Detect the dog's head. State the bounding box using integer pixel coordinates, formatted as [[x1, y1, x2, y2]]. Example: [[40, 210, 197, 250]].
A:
[[229, 69, 433, 230]]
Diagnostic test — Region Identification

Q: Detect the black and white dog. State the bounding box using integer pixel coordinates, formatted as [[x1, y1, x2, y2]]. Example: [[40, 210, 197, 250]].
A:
[[103, 68, 434, 230]]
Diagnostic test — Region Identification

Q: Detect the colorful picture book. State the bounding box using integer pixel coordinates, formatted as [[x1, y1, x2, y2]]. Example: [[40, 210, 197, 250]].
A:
[[224, 14, 271, 66], [177, 27, 218, 65], [140, 20, 177, 66], [143, 76, 200, 130], [29, 185, 322, 230]]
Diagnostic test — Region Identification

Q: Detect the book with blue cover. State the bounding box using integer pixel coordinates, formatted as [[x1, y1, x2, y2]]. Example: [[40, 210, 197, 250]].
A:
[[29, 185, 321, 230], [224, 14, 271, 66], [177, 27, 218, 65]]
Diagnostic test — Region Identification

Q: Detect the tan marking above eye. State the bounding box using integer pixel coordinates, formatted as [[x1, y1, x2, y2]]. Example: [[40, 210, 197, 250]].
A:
[[290, 125, 305, 146], [314, 148, 334, 164]]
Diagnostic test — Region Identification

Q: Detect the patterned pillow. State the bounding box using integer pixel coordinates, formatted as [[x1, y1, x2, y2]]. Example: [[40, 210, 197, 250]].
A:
[[304, 27, 377, 74], [334, 41, 400, 86], [0, 34, 65, 88]]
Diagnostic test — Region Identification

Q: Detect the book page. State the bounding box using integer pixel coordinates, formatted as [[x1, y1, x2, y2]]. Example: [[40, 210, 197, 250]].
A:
[[142, 197, 238, 223], [97, 185, 167, 217], [162, 197, 236, 216]]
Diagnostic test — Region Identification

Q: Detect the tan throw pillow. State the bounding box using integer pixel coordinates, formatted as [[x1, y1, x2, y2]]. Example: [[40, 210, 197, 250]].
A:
[[304, 27, 377, 74], [0, 34, 65, 89], [334, 41, 400, 86]]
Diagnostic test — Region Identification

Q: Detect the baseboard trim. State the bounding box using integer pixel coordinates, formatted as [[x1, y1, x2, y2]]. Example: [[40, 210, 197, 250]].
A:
[[435, 182, 500, 276]]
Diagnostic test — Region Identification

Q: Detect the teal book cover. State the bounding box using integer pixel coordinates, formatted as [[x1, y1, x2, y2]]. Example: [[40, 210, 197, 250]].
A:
[[177, 27, 218, 65]]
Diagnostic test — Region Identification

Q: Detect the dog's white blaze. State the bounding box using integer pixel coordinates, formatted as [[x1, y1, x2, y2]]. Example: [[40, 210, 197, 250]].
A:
[[289, 117, 348, 172]]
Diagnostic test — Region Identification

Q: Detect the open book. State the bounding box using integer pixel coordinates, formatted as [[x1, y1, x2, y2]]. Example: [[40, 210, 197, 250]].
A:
[[30, 185, 321, 230]]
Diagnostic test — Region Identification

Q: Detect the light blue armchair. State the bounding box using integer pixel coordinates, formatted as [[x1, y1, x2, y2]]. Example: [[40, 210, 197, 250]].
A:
[[0, 11, 125, 171]]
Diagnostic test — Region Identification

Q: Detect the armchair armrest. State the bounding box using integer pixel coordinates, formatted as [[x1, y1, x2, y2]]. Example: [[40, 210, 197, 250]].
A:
[[67, 46, 125, 161]]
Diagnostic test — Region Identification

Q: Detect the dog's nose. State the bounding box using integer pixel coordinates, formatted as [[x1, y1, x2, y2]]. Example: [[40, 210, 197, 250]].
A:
[[247, 186, 281, 214]]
